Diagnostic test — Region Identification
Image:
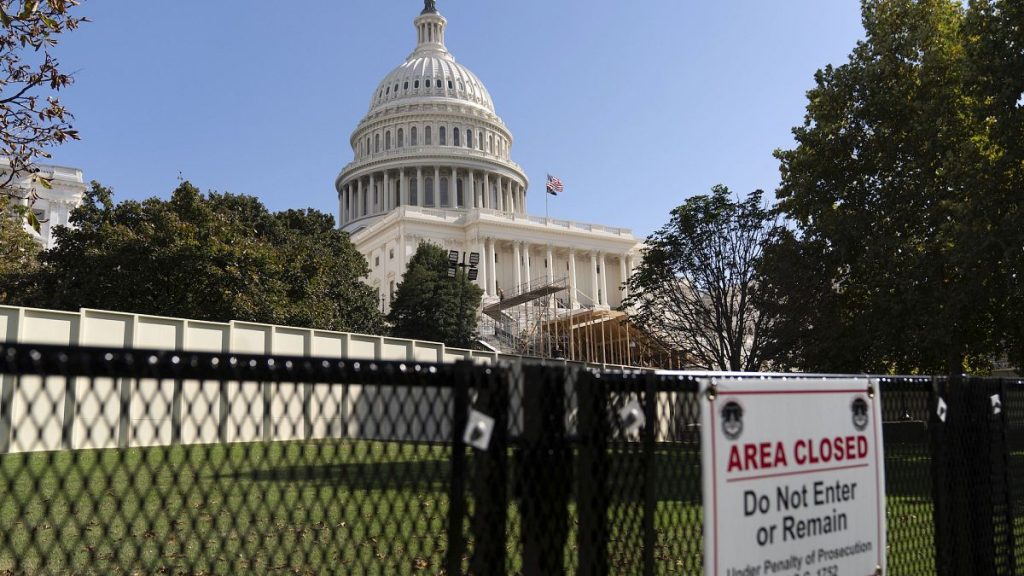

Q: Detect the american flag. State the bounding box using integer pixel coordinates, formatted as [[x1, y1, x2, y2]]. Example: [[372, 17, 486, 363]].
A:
[[546, 174, 564, 195]]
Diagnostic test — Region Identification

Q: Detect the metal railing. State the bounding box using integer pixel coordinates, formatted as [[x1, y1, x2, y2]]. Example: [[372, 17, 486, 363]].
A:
[[0, 343, 1021, 575]]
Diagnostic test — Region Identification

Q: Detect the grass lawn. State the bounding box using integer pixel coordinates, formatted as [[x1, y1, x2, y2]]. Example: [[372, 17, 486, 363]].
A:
[[0, 440, 949, 575], [0, 440, 454, 575]]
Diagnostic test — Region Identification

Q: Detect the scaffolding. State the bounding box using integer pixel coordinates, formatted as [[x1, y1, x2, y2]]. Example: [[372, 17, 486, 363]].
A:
[[477, 276, 680, 369]]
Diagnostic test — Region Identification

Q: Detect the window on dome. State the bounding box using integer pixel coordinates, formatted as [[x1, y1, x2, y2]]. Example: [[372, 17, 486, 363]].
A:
[[409, 178, 418, 205], [466, 130, 472, 148], [448, 80, 453, 90], [456, 179, 464, 207], [404, 81, 409, 90], [375, 134, 380, 153], [394, 83, 399, 94], [453, 128, 460, 147], [385, 86, 390, 95], [411, 127, 418, 145], [425, 126, 432, 145], [366, 138, 370, 155], [397, 128, 404, 148], [385, 131, 391, 150], [435, 79, 442, 88], [439, 127, 447, 145], [425, 177, 435, 207], [488, 135, 494, 153], [440, 177, 449, 207], [414, 80, 420, 89], [478, 131, 484, 150]]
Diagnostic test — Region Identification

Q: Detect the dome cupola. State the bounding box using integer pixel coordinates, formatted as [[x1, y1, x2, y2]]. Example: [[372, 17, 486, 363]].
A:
[[336, 1, 528, 233]]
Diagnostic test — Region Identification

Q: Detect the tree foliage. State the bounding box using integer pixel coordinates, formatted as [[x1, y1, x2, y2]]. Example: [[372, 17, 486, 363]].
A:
[[387, 243, 483, 348], [0, 194, 38, 299], [765, 0, 1024, 373], [3, 181, 385, 334], [0, 0, 85, 196], [624, 186, 780, 372]]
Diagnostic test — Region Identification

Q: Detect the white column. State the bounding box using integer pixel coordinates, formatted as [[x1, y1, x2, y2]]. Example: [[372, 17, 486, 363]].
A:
[[468, 170, 476, 208], [523, 243, 532, 292], [401, 169, 408, 207], [434, 166, 440, 207], [384, 171, 391, 211], [476, 236, 488, 293], [619, 255, 628, 304], [486, 238, 497, 296], [513, 242, 522, 291], [519, 185, 526, 214], [590, 252, 599, 306], [399, 229, 407, 272], [568, 249, 578, 309], [546, 245, 554, 284], [599, 252, 608, 306], [416, 167, 423, 207], [483, 173, 490, 209], [357, 177, 364, 217]]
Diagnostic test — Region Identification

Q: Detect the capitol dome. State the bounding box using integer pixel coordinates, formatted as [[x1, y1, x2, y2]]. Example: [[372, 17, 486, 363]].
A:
[[336, 1, 528, 233]]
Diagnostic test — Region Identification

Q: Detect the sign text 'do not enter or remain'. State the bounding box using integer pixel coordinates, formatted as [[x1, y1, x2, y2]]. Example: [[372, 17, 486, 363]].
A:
[[701, 377, 886, 576]]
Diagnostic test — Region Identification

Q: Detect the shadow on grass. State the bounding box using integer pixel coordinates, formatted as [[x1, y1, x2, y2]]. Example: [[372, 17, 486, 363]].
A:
[[216, 457, 454, 491]]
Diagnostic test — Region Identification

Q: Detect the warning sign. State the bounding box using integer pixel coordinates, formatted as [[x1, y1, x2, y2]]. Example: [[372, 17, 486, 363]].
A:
[[701, 377, 886, 576]]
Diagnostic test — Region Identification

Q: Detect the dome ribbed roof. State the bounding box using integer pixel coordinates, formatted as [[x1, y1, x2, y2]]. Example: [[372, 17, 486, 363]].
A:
[[365, 8, 495, 115]]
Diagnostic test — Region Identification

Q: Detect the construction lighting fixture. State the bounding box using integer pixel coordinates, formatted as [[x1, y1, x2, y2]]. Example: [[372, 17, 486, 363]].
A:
[[448, 250, 460, 265], [447, 268, 457, 278], [468, 269, 479, 281], [468, 252, 480, 267]]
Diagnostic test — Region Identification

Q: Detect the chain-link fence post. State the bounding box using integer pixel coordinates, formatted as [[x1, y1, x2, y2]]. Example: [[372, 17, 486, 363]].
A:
[[445, 364, 470, 576], [470, 364, 509, 574], [519, 364, 570, 576], [577, 369, 610, 576]]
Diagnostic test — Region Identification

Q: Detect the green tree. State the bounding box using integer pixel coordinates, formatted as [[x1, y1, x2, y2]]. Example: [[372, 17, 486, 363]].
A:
[[6, 181, 385, 334], [0, 0, 85, 203], [387, 243, 483, 348], [766, 0, 1023, 373], [623, 186, 781, 372], [0, 195, 39, 300]]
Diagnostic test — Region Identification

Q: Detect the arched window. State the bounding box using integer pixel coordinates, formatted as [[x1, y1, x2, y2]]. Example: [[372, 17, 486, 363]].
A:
[[453, 128, 460, 147], [375, 134, 380, 153], [425, 177, 435, 207], [397, 128, 404, 148], [404, 81, 409, 90], [414, 80, 420, 89], [385, 131, 391, 150], [409, 178, 418, 206], [456, 179, 464, 207], [366, 137, 370, 154], [478, 131, 484, 150], [440, 177, 450, 207], [448, 80, 453, 90], [488, 135, 494, 153], [466, 130, 473, 149], [385, 86, 390, 95], [439, 126, 447, 146], [411, 127, 418, 146], [394, 83, 399, 94], [435, 79, 442, 88], [425, 126, 432, 145]]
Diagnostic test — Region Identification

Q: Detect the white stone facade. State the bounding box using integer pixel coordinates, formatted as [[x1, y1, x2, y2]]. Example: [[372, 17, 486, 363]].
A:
[[4, 161, 87, 250], [337, 3, 641, 315]]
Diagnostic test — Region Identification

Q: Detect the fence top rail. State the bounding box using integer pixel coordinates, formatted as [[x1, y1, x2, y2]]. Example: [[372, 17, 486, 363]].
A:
[[0, 343, 488, 387]]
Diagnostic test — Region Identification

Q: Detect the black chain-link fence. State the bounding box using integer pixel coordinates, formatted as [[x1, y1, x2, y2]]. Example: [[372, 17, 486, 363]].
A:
[[0, 343, 1021, 575]]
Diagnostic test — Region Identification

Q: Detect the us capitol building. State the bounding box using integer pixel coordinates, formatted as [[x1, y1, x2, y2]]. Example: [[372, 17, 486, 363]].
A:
[[337, 1, 654, 362]]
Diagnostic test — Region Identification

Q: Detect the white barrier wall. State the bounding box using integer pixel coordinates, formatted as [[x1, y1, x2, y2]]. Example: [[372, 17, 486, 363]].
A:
[[0, 305, 637, 453]]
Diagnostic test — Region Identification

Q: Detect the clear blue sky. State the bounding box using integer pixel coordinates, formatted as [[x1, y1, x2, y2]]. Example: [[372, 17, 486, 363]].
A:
[[52, 1, 865, 237]]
